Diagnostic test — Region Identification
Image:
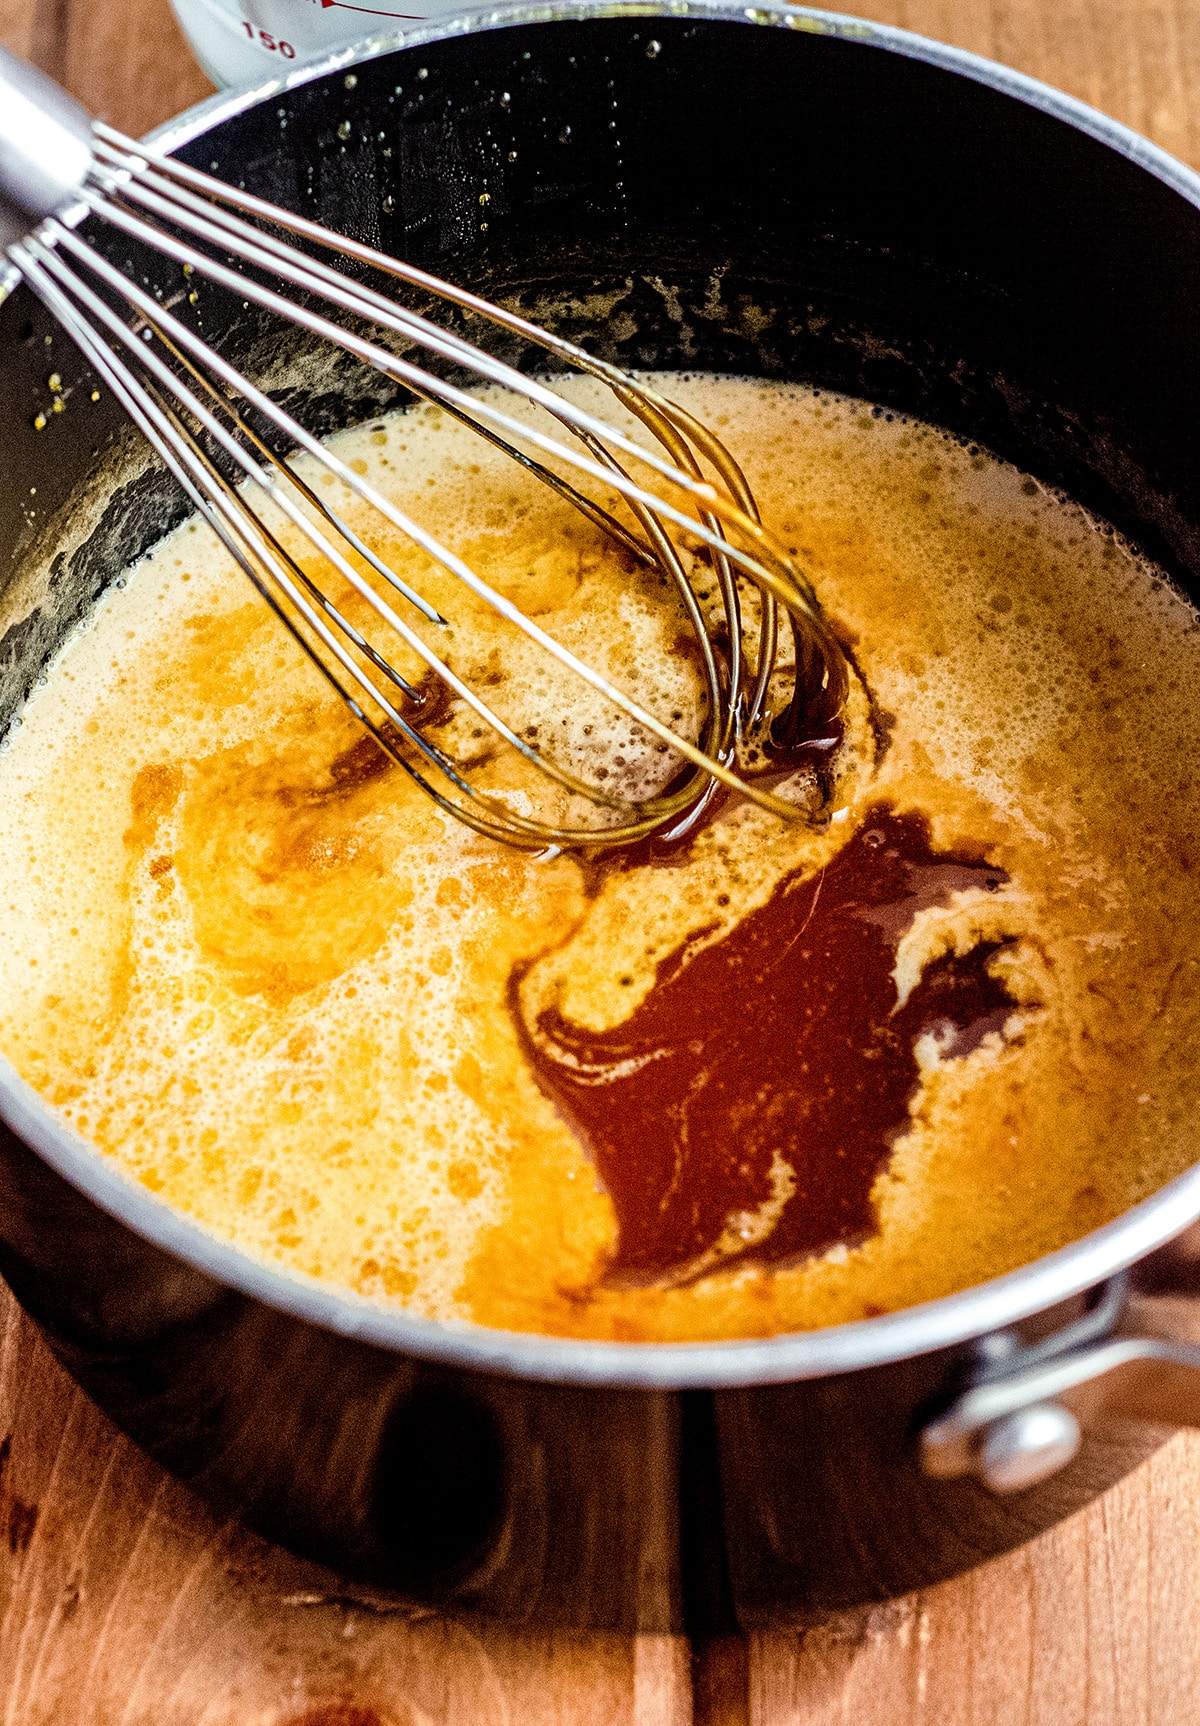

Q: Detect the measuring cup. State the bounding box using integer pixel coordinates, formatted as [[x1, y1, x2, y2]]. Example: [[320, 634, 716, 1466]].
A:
[[169, 0, 485, 85]]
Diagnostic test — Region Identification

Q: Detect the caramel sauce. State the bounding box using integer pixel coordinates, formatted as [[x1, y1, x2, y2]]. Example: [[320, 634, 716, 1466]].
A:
[[517, 807, 1011, 1282], [4, 377, 1200, 1343]]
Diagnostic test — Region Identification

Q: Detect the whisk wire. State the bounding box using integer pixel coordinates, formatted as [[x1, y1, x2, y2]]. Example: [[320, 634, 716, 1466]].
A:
[[42, 216, 755, 832], [18, 235, 578, 848], [79, 149, 827, 640], [40, 227, 716, 836], [5, 96, 855, 848], [92, 117, 818, 737], [25, 226, 735, 845]]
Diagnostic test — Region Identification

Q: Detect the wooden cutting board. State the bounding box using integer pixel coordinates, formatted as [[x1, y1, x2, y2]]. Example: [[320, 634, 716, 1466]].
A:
[[4, 1, 1200, 1718]]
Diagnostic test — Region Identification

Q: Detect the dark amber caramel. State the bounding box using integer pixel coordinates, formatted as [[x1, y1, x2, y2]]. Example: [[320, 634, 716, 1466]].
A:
[[517, 808, 1011, 1283]]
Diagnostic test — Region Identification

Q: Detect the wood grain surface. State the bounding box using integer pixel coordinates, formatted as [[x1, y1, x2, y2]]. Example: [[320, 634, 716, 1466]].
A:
[[4, 0, 1200, 1720]]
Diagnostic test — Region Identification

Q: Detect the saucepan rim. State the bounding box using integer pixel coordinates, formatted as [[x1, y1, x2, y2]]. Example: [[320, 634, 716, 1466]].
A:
[[3, 0, 1200, 1390]]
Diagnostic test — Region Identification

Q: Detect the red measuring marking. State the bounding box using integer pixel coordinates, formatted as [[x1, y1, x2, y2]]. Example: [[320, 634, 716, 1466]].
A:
[[320, 0, 425, 13]]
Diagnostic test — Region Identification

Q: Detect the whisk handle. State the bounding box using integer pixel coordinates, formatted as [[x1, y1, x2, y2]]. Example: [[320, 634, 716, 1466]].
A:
[[0, 47, 92, 250]]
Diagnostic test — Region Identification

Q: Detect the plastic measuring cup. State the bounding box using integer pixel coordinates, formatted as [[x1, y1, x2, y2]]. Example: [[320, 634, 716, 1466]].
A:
[[169, 0, 481, 86]]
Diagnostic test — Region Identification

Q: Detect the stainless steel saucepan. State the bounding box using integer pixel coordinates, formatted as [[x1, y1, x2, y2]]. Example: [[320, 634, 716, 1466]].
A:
[[4, 1, 1200, 1630]]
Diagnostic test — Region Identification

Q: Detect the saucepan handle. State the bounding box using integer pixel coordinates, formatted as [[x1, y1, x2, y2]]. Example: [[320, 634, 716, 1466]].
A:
[[920, 1222, 1200, 1492], [0, 47, 92, 250]]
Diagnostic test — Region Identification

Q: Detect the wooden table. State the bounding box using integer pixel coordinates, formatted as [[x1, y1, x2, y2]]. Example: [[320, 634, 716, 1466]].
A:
[[4, 1, 1200, 1719]]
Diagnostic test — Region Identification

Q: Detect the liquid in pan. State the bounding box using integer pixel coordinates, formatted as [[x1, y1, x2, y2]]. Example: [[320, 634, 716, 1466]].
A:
[[2, 375, 1199, 1343]]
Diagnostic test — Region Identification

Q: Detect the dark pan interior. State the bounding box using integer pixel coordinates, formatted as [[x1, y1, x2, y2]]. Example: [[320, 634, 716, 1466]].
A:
[[4, 14, 1200, 732]]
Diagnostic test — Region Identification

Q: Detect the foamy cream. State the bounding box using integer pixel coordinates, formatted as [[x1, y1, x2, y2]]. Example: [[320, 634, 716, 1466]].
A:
[[1, 377, 1198, 1341]]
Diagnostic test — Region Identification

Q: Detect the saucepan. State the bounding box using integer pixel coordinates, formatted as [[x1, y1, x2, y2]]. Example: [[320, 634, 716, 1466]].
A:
[[4, 1, 1200, 1632]]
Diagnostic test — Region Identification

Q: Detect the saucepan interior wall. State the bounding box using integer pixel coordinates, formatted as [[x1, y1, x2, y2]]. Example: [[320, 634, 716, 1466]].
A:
[[168, 15, 1200, 576], [7, 15, 1200, 745]]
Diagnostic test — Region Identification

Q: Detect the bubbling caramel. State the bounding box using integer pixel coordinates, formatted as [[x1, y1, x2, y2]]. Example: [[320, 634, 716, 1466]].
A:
[[2, 376, 1200, 1343]]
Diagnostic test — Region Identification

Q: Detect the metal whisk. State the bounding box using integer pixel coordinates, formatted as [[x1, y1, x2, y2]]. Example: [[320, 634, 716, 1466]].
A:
[[0, 47, 850, 850]]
